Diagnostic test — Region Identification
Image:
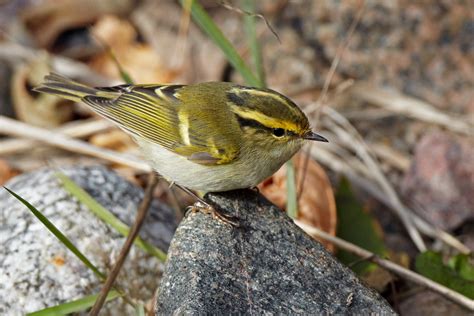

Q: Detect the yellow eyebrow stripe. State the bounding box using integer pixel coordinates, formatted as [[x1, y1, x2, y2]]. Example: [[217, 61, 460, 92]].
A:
[[238, 88, 289, 106], [230, 105, 300, 132]]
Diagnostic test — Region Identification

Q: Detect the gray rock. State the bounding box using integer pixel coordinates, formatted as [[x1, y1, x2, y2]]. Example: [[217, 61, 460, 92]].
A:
[[156, 190, 395, 315], [0, 166, 177, 315]]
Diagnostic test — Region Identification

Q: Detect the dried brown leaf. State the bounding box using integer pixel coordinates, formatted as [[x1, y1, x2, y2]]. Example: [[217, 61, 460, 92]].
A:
[[259, 153, 337, 252], [89, 15, 180, 83], [88, 129, 136, 152], [11, 54, 73, 127], [0, 159, 20, 186], [20, 0, 132, 48]]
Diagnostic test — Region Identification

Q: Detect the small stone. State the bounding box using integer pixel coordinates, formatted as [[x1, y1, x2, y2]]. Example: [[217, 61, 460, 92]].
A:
[[402, 131, 474, 230], [399, 290, 472, 316]]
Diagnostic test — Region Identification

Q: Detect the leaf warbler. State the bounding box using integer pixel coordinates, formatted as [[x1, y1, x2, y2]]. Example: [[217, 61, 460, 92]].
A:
[[35, 73, 327, 223]]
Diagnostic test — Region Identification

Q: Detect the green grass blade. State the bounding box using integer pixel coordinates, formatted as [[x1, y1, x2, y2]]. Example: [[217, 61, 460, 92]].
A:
[[335, 178, 387, 274], [135, 303, 146, 316], [4, 187, 106, 280], [416, 251, 474, 299], [242, 0, 265, 87], [241, 0, 296, 212], [285, 160, 298, 218], [107, 49, 134, 84], [56, 173, 167, 262], [182, 0, 260, 86], [27, 290, 121, 316]]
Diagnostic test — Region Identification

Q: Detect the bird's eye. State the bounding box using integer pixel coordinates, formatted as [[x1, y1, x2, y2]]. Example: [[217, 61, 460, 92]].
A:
[[272, 128, 285, 137]]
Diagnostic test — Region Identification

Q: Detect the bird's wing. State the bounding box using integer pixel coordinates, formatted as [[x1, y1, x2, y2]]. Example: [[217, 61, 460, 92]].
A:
[[83, 84, 240, 165]]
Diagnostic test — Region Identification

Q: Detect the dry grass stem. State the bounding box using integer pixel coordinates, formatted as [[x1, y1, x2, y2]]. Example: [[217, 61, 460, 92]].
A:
[[295, 220, 474, 311], [321, 107, 426, 251], [0, 42, 112, 85], [0, 116, 150, 172], [0, 119, 112, 155], [369, 143, 410, 172], [350, 83, 474, 136], [309, 143, 470, 254]]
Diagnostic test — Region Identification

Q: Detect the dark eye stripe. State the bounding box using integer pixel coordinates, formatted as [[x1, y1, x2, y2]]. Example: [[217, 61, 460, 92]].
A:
[[234, 113, 300, 138]]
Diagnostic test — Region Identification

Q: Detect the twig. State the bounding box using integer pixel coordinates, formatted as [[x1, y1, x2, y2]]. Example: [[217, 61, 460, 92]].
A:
[[0, 119, 112, 155], [294, 220, 474, 311], [349, 83, 474, 136], [220, 0, 281, 43], [89, 173, 159, 316], [0, 116, 151, 172]]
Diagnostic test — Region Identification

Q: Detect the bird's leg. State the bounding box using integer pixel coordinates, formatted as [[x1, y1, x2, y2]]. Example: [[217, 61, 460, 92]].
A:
[[175, 184, 238, 227], [186, 200, 238, 227]]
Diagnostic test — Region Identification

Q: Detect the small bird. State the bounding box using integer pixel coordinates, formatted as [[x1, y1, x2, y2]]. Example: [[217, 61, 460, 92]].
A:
[[35, 73, 327, 224]]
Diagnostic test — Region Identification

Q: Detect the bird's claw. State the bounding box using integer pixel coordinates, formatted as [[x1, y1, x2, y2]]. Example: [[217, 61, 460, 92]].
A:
[[186, 201, 238, 227]]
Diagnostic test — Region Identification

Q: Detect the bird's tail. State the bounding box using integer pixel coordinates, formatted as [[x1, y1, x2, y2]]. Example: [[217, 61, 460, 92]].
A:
[[33, 73, 101, 103]]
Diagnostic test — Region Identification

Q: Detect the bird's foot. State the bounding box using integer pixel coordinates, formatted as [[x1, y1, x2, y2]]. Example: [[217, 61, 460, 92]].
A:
[[186, 200, 238, 227]]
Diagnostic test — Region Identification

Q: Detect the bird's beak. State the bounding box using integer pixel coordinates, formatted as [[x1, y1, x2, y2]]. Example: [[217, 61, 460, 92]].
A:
[[303, 131, 328, 142]]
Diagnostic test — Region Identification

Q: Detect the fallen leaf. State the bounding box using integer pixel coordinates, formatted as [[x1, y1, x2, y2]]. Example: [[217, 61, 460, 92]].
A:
[[20, 0, 132, 48], [131, 0, 227, 83], [259, 153, 337, 252], [89, 15, 180, 83], [89, 129, 136, 152], [0, 160, 20, 186], [362, 267, 393, 293], [11, 53, 73, 127], [362, 251, 409, 292], [448, 253, 474, 281], [415, 251, 474, 298]]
